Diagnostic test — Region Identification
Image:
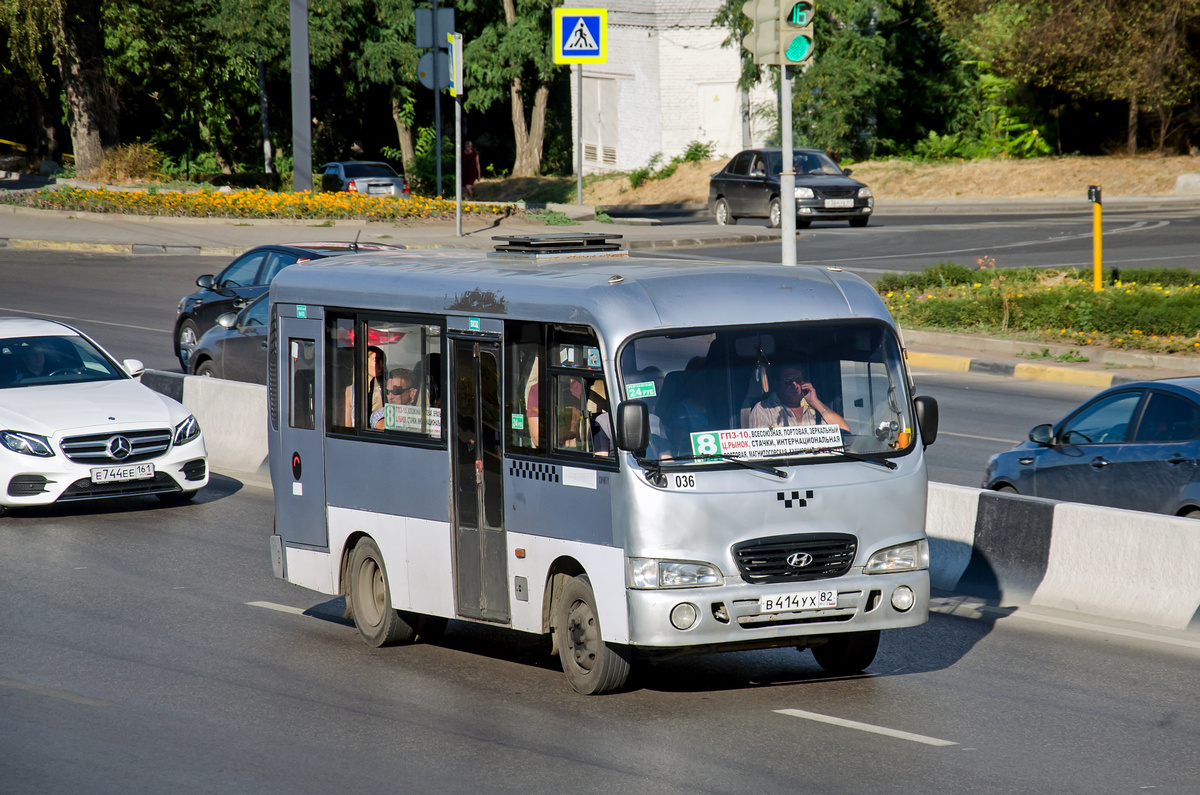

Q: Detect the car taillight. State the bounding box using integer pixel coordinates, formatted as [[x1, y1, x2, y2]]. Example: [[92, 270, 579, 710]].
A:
[[402, 178, 409, 195], [346, 179, 357, 192]]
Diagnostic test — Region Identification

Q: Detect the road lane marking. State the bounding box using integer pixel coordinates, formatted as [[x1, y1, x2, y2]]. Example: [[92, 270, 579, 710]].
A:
[[936, 430, 1020, 444], [0, 677, 109, 707], [0, 305, 169, 334], [774, 708, 957, 746], [247, 600, 307, 615], [930, 597, 1200, 652]]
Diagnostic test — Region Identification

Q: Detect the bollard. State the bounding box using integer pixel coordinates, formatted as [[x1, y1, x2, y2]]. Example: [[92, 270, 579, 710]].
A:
[[1088, 185, 1102, 291]]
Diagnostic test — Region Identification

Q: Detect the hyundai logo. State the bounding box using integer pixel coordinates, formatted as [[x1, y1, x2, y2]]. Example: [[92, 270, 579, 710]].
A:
[[107, 436, 133, 460], [787, 552, 813, 568]]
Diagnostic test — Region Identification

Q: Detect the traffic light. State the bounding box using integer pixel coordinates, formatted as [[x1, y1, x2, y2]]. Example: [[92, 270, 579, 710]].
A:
[[741, 0, 781, 66], [781, 1, 814, 66]]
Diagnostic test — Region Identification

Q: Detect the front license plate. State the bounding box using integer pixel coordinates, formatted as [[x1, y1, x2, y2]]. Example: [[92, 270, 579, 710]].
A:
[[91, 463, 155, 483], [759, 590, 838, 612], [824, 198, 854, 208]]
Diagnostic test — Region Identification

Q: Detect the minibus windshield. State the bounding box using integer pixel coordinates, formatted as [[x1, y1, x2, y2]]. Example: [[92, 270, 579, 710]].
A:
[[618, 322, 913, 464]]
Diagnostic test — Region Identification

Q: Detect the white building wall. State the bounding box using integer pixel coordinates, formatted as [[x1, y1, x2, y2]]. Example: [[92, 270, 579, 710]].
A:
[[564, 0, 775, 175]]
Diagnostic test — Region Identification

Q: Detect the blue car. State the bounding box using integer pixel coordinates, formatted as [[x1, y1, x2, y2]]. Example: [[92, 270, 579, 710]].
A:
[[983, 378, 1200, 517]]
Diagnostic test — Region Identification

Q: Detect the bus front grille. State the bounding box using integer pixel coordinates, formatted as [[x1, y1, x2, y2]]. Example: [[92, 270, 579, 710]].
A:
[[732, 533, 857, 584]]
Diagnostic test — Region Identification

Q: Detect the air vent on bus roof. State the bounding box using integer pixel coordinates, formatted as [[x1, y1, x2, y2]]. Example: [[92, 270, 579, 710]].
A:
[[489, 233, 627, 261]]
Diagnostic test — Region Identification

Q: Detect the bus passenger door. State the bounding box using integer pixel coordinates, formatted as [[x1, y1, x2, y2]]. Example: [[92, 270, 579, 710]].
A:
[[275, 315, 327, 549], [451, 338, 509, 623]]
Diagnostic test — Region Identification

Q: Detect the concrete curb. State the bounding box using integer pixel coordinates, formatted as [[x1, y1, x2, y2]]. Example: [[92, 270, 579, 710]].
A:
[[926, 483, 1200, 632]]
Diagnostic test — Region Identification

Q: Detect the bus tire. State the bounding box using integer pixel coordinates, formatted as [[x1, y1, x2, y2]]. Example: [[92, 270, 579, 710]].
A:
[[349, 538, 416, 647], [810, 630, 880, 675], [555, 575, 631, 695]]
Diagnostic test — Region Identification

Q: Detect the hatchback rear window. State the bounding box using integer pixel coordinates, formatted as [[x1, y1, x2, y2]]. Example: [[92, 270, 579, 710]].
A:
[[343, 163, 399, 178]]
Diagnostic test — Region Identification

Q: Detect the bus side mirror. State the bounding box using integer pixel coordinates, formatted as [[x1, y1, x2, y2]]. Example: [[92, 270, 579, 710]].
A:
[[914, 395, 938, 446], [615, 400, 650, 453]]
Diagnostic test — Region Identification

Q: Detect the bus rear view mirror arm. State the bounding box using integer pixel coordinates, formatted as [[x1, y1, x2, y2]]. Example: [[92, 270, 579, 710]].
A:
[[616, 400, 650, 454]]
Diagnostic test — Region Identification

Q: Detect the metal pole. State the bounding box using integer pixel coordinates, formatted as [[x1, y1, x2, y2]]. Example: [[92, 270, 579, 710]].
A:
[[433, 0, 442, 197], [289, 0, 312, 192], [780, 65, 796, 267], [455, 97, 462, 236], [258, 53, 272, 174], [576, 64, 583, 205]]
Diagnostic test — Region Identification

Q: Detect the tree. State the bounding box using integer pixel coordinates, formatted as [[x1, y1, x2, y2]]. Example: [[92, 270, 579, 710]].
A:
[[461, 0, 556, 176]]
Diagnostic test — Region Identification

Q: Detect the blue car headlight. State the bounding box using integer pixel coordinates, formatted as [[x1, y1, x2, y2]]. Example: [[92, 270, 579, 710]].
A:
[[0, 430, 55, 457], [173, 415, 201, 446]]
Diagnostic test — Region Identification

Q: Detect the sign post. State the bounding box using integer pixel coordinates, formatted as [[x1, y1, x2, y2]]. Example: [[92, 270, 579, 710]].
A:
[[1089, 185, 1102, 291], [449, 32, 464, 237], [553, 9, 607, 206]]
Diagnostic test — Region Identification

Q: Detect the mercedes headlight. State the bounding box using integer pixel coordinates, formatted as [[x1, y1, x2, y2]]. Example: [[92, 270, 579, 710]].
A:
[[627, 558, 723, 589], [865, 539, 929, 574], [173, 415, 201, 446], [0, 430, 55, 457], [795, 187, 815, 199], [858, 187, 873, 198]]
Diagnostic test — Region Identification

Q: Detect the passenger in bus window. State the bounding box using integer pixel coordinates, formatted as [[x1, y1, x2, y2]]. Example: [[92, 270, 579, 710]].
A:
[[345, 345, 388, 428], [748, 361, 849, 431], [556, 375, 587, 449], [371, 366, 417, 429]]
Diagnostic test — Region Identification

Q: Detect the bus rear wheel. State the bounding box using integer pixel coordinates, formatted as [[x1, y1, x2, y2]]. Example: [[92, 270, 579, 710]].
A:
[[555, 575, 631, 695], [349, 538, 416, 647], [810, 630, 880, 675]]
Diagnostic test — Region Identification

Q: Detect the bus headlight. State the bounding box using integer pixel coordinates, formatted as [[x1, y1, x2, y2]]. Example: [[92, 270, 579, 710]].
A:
[[865, 539, 929, 574], [627, 558, 723, 589]]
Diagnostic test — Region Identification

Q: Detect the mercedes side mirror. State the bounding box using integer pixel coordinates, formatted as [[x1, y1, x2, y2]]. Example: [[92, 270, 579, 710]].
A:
[[615, 400, 650, 453], [216, 312, 238, 329], [914, 395, 939, 446], [122, 358, 145, 378], [196, 274, 214, 289]]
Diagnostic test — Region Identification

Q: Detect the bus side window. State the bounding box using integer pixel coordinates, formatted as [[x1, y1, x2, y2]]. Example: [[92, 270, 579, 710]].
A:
[[328, 317, 355, 432], [505, 320, 544, 453]]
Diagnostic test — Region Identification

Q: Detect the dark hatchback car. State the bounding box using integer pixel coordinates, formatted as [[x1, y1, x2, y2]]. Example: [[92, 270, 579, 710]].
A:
[[174, 242, 398, 369], [188, 294, 269, 384], [708, 148, 873, 229], [984, 378, 1200, 517]]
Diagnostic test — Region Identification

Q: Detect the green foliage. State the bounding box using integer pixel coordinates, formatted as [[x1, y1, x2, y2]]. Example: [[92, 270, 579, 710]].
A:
[[534, 210, 580, 226], [875, 261, 976, 292], [680, 140, 718, 162], [911, 68, 1052, 160], [405, 127, 456, 195], [628, 142, 716, 189]]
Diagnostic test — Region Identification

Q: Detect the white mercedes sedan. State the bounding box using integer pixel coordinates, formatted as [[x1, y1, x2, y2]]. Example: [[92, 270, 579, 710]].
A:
[[0, 318, 208, 516]]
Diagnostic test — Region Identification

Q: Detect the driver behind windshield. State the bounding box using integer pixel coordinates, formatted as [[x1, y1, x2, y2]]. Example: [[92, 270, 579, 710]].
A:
[[748, 360, 850, 432]]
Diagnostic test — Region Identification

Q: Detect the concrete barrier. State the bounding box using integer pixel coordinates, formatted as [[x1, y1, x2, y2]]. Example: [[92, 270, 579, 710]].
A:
[[140, 370, 1200, 632]]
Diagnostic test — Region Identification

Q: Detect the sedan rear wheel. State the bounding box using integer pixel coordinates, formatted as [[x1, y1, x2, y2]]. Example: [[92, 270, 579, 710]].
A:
[[714, 198, 736, 226], [768, 198, 782, 229], [995, 485, 1018, 494], [195, 360, 218, 378]]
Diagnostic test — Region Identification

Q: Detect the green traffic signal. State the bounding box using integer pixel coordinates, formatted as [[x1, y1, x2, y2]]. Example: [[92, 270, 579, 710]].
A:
[[781, 0, 814, 65], [786, 35, 812, 61]]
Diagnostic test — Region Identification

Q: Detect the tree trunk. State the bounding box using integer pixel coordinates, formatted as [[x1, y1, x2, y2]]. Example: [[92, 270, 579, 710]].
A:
[[1127, 93, 1138, 156], [390, 97, 416, 174], [502, 0, 547, 177], [56, 0, 118, 176]]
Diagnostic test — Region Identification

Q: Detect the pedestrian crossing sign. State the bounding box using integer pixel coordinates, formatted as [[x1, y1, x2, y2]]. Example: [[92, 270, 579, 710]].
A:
[[553, 8, 607, 64]]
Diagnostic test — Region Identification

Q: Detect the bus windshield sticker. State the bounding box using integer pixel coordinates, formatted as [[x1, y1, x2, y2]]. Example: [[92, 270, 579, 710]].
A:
[[511, 413, 525, 430], [384, 404, 443, 435], [586, 347, 600, 368], [625, 381, 656, 399], [690, 425, 844, 460]]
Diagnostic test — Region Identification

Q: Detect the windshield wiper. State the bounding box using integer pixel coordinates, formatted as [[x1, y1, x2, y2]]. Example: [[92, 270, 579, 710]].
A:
[[636, 453, 787, 479], [762, 446, 898, 470]]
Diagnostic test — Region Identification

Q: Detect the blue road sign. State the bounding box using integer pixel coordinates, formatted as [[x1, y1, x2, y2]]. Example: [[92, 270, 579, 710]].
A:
[[553, 8, 607, 64]]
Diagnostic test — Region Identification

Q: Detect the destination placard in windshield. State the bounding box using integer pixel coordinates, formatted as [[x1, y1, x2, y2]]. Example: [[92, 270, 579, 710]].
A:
[[690, 425, 844, 459]]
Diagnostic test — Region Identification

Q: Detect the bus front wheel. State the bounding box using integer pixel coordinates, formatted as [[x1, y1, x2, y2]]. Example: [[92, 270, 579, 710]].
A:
[[349, 538, 416, 647], [809, 630, 880, 675], [555, 575, 631, 695]]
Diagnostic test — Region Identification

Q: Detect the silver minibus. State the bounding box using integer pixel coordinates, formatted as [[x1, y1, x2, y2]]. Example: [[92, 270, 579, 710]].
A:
[[267, 235, 938, 694]]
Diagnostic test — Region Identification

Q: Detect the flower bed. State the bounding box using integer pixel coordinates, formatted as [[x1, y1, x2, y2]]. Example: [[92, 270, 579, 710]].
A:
[[880, 265, 1200, 355], [0, 186, 511, 221]]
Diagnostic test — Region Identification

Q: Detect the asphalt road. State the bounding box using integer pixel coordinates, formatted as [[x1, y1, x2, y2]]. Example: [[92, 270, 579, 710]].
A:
[[651, 208, 1200, 281], [3, 481, 1199, 794]]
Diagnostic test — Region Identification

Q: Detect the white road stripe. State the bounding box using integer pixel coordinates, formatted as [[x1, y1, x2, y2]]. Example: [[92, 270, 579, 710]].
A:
[[246, 600, 307, 615], [774, 708, 958, 746], [0, 305, 169, 334]]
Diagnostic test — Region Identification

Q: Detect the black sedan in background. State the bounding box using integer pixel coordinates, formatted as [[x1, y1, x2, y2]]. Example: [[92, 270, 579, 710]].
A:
[[173, 241, 398, 369], [983, 378, 1200, 517], [188, 294, 269, 384], [708, 148, 873, 229]]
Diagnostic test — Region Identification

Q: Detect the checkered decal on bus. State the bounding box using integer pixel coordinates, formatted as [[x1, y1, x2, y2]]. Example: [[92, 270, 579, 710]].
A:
[[777, 490, 814, 509], [508, 460, 561, 482]]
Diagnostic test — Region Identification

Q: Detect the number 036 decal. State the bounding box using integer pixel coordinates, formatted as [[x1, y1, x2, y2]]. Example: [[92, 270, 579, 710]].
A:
[[671, 473, 697, 490]]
